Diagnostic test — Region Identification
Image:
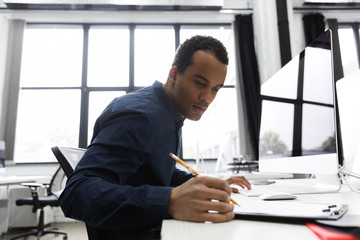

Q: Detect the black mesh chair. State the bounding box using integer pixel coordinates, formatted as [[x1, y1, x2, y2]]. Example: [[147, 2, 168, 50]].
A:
[[51, 146, 86, 178], [51, 146, 99, 240], [10, 166, 68, 240], [51, 146, 163, 240]]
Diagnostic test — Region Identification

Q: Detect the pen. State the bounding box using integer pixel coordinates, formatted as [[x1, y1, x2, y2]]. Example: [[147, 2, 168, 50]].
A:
[[169, 152, 240, 207]]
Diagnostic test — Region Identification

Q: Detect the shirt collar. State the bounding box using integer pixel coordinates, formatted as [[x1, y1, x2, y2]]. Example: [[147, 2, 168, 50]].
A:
[[152, 81, 185, 128]]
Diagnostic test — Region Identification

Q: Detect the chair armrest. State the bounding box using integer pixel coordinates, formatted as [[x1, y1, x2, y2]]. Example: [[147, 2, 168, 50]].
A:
[[42, 183, 51, 195], [21, 182, 45, 188], [20, 182, 45, 212]]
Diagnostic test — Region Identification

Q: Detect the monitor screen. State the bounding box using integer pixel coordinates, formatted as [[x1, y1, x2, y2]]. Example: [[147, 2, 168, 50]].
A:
[[258, 30, 339, 175]]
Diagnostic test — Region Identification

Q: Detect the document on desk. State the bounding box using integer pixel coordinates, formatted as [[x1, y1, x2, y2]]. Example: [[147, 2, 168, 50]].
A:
[[233, 201, 348, 220]]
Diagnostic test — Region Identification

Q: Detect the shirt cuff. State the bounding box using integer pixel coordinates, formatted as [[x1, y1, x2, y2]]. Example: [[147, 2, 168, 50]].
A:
[[145, 186, 173, 219]]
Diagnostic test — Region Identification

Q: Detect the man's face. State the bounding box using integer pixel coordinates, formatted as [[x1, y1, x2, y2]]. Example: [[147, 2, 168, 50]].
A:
[[169, 50, 227, 121]]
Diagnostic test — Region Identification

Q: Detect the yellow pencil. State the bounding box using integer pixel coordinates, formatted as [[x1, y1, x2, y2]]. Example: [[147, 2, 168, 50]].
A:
[[169, 152, 240, 207]]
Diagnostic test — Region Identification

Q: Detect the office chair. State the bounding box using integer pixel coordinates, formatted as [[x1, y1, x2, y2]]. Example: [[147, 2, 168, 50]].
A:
[[10, 166, 68, 240], [51, 146, 99, 240], [52, 146, 163, 240], [51, 146, 86, 178]]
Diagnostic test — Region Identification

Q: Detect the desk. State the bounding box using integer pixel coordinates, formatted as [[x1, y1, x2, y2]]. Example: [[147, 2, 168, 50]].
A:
[[0, 175, 48, 235], [161, 184, 360, 240], [0, 175, 47, 186]]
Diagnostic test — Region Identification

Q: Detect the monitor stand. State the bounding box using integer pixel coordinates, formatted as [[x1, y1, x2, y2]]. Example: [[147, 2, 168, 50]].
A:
[[263, 174, 341, 195], [239, 174, 341, 197], [346, 142, 360, 190], [285, 174, 342, 194]]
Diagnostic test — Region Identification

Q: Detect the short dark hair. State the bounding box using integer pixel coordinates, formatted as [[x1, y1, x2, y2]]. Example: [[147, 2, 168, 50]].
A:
[[172, 35, 228, 74]]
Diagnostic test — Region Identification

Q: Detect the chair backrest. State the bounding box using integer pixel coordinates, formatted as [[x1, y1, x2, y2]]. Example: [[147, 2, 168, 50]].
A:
[[51, 146, 86, 177], [49, 166, 67, 197], [51, 146, 99, 240]]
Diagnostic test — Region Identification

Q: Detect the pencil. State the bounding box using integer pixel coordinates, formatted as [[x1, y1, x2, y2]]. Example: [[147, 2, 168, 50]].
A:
[[169, 152, 240, 207]]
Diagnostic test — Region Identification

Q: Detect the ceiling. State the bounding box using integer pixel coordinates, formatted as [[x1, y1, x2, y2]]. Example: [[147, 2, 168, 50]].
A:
[[0, 0, 231, 11], [1, 0, 360, 11]]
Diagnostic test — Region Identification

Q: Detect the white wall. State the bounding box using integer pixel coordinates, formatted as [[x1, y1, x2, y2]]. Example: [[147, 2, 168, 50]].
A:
[[0, 15, 9, 141]]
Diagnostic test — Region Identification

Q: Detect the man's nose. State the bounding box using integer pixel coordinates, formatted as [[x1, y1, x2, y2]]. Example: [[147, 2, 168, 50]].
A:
[[200, 89, 214, 104]]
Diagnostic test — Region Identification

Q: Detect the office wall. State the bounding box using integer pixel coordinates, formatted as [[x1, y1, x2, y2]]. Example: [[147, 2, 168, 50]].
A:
[[0, 15, 8, 140], [0, 19, 24, 159], [0, 15, 9, 141]]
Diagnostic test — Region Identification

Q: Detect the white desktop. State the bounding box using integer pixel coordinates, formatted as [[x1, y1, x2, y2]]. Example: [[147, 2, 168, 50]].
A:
[[161, 186, 359, 240]]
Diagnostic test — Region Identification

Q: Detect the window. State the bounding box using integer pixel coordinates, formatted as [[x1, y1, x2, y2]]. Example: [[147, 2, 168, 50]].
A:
[[15, 23, 238, 163], [180, 25, 239, 160], [15, 26, 83, 162], [338, 23, 360, 76], [87, 26, 130, 87], [15, 90, 81, 162], [19, 26, 83, 88], [88, 91, 125, 141], [134, 25, 175, 86]]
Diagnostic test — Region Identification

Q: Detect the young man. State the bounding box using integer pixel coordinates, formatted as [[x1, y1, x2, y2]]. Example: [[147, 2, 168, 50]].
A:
[[58, 35, 251, 239]]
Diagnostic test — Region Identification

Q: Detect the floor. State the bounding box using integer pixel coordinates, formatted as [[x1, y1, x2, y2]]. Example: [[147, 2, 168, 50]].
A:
[[1, 221, 88, 240]]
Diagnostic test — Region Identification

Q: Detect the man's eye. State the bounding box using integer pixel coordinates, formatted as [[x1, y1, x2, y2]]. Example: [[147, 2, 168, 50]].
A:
[[195, 81, 205, 87]]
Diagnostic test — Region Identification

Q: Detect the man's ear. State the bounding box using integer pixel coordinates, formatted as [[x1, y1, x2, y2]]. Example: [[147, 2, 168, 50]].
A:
[[169, 66, 178, 83]]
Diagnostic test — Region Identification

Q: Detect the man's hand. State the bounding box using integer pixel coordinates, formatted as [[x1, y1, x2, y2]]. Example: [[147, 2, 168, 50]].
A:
[[168, 176, 236, 223], [225, 176, 252, 193]]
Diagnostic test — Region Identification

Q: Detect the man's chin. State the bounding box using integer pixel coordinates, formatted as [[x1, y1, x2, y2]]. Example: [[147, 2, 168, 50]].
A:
[[186, 113, 203, 121]]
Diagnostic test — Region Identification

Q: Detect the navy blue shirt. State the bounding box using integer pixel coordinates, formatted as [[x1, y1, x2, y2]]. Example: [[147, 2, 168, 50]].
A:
[[58, 81, 193, 235]]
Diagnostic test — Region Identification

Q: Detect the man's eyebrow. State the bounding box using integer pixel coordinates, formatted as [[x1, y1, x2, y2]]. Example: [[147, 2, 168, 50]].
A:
[[194, 74, 224, 88]]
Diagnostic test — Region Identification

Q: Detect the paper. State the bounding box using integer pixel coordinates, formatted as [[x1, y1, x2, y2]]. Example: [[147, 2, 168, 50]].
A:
[[234, 201, 348, 220]]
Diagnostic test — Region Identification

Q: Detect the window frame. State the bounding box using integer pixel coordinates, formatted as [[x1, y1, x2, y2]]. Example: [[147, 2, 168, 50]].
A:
[[14, 22, 235, 163]]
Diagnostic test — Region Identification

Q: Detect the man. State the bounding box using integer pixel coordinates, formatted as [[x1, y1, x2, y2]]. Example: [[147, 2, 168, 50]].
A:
[[59, 35, 251, 239]]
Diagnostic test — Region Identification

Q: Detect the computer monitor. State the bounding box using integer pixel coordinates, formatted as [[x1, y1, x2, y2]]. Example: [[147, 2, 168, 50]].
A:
[[336, 69, 360, 189], [258, 30, 341, 193]]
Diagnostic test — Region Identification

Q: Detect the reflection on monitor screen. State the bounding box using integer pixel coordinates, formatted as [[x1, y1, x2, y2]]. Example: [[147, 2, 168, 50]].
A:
[[258, 30, 340, 193]]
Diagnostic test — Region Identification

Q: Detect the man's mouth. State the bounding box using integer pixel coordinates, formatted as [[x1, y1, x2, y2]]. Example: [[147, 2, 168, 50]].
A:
[[193, 104, 207, 113]]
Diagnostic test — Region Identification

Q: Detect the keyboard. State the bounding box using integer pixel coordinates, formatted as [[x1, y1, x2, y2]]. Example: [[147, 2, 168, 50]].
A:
[[238, 184, 339, 197]]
